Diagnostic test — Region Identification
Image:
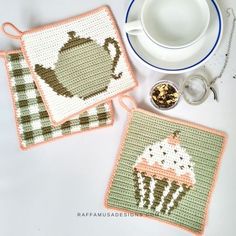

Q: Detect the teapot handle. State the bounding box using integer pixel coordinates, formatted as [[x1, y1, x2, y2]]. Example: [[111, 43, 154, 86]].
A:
[[104, 38, 122, 79]]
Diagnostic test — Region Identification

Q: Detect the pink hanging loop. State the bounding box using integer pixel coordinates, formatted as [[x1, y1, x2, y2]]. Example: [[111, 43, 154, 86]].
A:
[[0, 50, 6, 58], [1, 22, 23, 40], [118, 95, 137, 112]]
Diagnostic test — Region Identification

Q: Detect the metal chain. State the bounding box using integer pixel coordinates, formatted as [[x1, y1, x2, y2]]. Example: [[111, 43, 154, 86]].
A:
[[210, 8, 236, 85]]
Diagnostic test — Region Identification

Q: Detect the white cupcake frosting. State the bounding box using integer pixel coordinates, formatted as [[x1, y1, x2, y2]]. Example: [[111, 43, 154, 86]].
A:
[[135, 138, 196, 184]]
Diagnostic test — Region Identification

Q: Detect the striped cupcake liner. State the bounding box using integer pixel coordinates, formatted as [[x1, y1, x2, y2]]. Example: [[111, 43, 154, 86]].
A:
[[133, 169, 190, 215]]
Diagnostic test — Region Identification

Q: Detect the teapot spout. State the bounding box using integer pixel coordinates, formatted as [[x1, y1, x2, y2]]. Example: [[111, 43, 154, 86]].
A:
[[34, 64, 73, 97]]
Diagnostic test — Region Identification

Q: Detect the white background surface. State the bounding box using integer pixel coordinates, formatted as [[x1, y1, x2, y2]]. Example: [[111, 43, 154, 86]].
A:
[[0, 0, 235, 236]]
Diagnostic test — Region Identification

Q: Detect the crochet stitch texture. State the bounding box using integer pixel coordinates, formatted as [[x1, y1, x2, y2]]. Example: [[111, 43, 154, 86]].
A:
[[21, 6, 136, 125], [5, 51, 113, 150], [106, 109, 226, 234]]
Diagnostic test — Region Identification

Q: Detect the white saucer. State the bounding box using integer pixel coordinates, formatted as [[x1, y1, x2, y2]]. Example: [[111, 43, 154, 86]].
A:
[[125, 0, 223, 74]]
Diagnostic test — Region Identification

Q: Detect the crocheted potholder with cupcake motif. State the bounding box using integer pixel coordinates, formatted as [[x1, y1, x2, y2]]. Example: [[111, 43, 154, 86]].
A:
[[2, 6, 137, 126], [3, 50, 113, 150], [105, 96, 227, 235]]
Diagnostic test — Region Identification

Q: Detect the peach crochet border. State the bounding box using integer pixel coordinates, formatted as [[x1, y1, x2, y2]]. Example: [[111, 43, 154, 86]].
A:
[[104, 95, 227, 236], [0, 50, 114, 151], [1, 6, 137, 126]]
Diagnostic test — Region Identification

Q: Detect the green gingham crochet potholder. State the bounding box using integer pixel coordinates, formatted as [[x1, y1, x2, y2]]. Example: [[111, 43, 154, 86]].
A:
[[105, 98, 226, 235], [4, 50, 113, 150]]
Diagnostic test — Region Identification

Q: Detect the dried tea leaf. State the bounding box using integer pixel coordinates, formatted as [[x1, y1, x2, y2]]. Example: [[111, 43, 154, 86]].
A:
[[151, 82, 180, 109]]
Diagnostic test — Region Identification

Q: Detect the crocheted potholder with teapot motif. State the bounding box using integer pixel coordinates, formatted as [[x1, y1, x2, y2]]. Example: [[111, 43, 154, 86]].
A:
[[2, 6, 136, 126]]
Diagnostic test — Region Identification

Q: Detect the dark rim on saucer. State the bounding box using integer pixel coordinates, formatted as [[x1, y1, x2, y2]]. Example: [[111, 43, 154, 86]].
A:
[[125, 0, 222, 72]]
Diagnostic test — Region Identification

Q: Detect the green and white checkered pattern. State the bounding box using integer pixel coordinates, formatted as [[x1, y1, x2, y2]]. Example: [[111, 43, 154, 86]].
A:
[[6, 51, 113, 149]]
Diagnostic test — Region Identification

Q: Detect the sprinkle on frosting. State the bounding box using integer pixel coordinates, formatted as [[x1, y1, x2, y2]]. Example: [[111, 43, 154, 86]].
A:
[[134, 131, 196, 187]]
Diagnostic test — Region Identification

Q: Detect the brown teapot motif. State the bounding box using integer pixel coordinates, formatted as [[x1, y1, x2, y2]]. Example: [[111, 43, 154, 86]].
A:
[[35, 31, 122, 100]]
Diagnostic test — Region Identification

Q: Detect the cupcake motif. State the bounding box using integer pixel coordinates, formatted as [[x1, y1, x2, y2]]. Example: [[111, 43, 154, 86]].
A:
[[133, 131, 196, 215]]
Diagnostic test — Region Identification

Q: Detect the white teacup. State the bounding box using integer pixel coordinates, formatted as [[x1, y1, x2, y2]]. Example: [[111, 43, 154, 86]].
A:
[[125, 0, 210, 49]]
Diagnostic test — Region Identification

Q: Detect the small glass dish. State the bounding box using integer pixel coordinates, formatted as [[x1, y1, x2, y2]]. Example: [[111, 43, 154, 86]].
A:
[[150, 80, 180, 110]]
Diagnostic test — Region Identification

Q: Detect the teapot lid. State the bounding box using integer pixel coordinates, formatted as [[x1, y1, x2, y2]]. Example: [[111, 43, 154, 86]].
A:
[[59, 31, 92, 53]]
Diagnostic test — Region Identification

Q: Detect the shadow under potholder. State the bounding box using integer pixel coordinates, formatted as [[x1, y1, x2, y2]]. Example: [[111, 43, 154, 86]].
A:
[[1, 50, 113, 150], [2, 6, 137, 126], [105, 96, 227, 235]]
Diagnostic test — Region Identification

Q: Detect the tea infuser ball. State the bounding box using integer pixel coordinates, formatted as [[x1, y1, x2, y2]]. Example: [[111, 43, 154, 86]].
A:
[[182, 75, 212, 105]]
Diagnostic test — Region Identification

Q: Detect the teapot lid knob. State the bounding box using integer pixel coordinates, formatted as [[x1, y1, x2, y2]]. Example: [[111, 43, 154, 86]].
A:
[[59, 31, 93, 53], [68, 31, 77, 39]]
